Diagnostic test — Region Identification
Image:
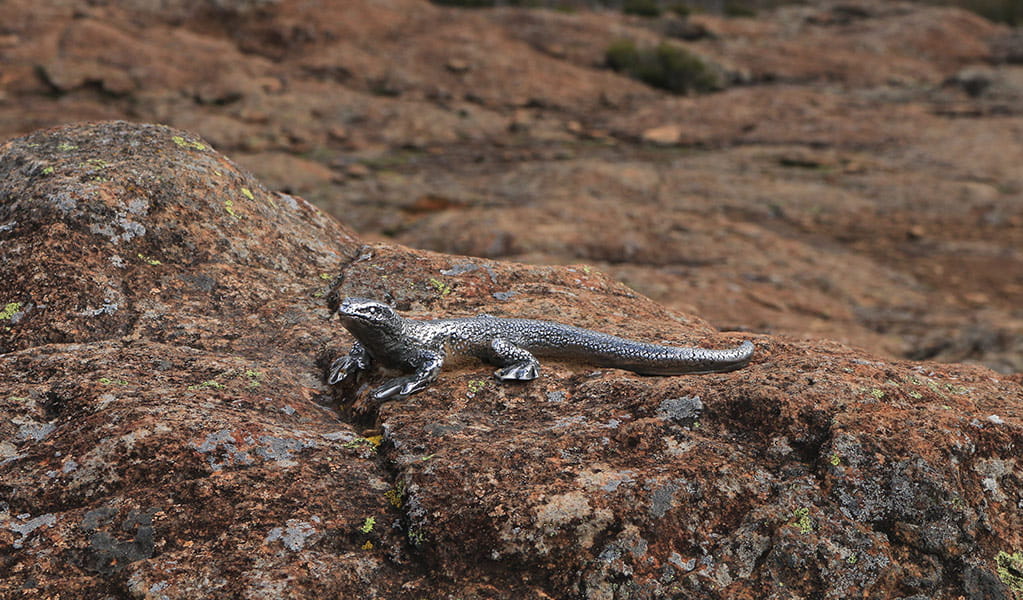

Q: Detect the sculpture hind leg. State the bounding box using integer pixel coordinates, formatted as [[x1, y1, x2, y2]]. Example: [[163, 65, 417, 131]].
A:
[[488, 338, 541, 381]]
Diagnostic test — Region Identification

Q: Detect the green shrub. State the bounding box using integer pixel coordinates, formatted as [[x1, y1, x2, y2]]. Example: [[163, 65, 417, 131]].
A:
[[955, 0, 1023, 25], [723, 1, 756, 17], [668, 2, 693, 17], [605, 39, 721, 94], [606, 39, 641, 71], [623, 0, 662, 17]]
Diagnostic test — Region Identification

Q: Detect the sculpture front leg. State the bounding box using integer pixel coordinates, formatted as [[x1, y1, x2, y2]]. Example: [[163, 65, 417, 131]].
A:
[[372, 351, 445, 400], [328, 342, 372, 385]]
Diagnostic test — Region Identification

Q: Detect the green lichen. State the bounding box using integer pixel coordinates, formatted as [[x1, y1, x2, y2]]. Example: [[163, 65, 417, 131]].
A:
[[828, 454, 841, 467], [944, 382, 970, 395], [791, 507, 814, 534], [408, 527, 426, 546], [224, 199, 240, 218], [41, 166, 54, 175], [319, 273, 332, 280], [466, 379, 486, 396], [241, 187, 254, 200], [171, 136, 207, 151], [429, 277, 452, 296], [56, 142, 78, 151], [137, 253, 161, 266], [359, 516, 376, 534], [0, 302, 22, 320], [869, 388, 885, 400], [244, 370, 263, 388], [187, 380, 225, 391], [98, 377, 129, 385], [996, 551, 1023, 593], [86, 158, 110, 168]]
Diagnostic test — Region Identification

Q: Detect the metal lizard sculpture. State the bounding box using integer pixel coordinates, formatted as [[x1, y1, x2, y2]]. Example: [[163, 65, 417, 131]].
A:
[[328, 297, 754, 400]]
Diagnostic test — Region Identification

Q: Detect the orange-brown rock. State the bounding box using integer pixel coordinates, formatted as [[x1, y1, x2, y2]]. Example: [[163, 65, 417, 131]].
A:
[[2, 121, 1020, 599]]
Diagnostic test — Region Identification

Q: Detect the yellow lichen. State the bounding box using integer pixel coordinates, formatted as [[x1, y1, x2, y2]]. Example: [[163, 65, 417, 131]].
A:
[[187, 380, 225, 391], [0, 302, 21, 320], [171, 136, 206, 151], [997, 551, 1023, 593], [791, 507, 814, 534], [385, 487, 403, 509], [341, 437, 379, 453], [466, 379, 486, 398], [429, 277, 452, 296], [243, 370, 263, 388]]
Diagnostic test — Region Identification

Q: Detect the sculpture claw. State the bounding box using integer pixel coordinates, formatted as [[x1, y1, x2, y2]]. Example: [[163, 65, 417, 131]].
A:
[[495, 361, 540, 381], [328, 356, 356, 384], [372, 376, 430, 400]]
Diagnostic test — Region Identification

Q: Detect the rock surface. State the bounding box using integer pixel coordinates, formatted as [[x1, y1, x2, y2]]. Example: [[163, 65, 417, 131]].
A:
[[2, 122, 1021, 599]]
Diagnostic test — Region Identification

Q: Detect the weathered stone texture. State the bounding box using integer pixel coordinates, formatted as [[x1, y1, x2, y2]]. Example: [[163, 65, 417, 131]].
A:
[[1, 122, 1020, 599]]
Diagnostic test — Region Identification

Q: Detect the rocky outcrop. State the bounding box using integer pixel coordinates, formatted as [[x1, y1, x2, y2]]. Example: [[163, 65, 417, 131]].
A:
[[2, 122, 1021, 599]]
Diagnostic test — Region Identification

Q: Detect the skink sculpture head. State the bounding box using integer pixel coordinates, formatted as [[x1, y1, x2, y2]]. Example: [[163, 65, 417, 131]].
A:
[[336, 297, 403, 337]]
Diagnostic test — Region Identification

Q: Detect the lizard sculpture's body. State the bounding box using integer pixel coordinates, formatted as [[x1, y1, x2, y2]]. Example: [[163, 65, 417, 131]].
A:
[[328, 297, 755, 399]]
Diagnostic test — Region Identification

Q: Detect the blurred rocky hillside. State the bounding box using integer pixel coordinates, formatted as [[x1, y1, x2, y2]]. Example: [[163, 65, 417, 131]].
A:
[[1, 0, 1021, 372]]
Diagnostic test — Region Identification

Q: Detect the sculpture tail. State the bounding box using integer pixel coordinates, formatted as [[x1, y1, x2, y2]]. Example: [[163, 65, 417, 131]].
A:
[[606, 340, 756, 375]]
